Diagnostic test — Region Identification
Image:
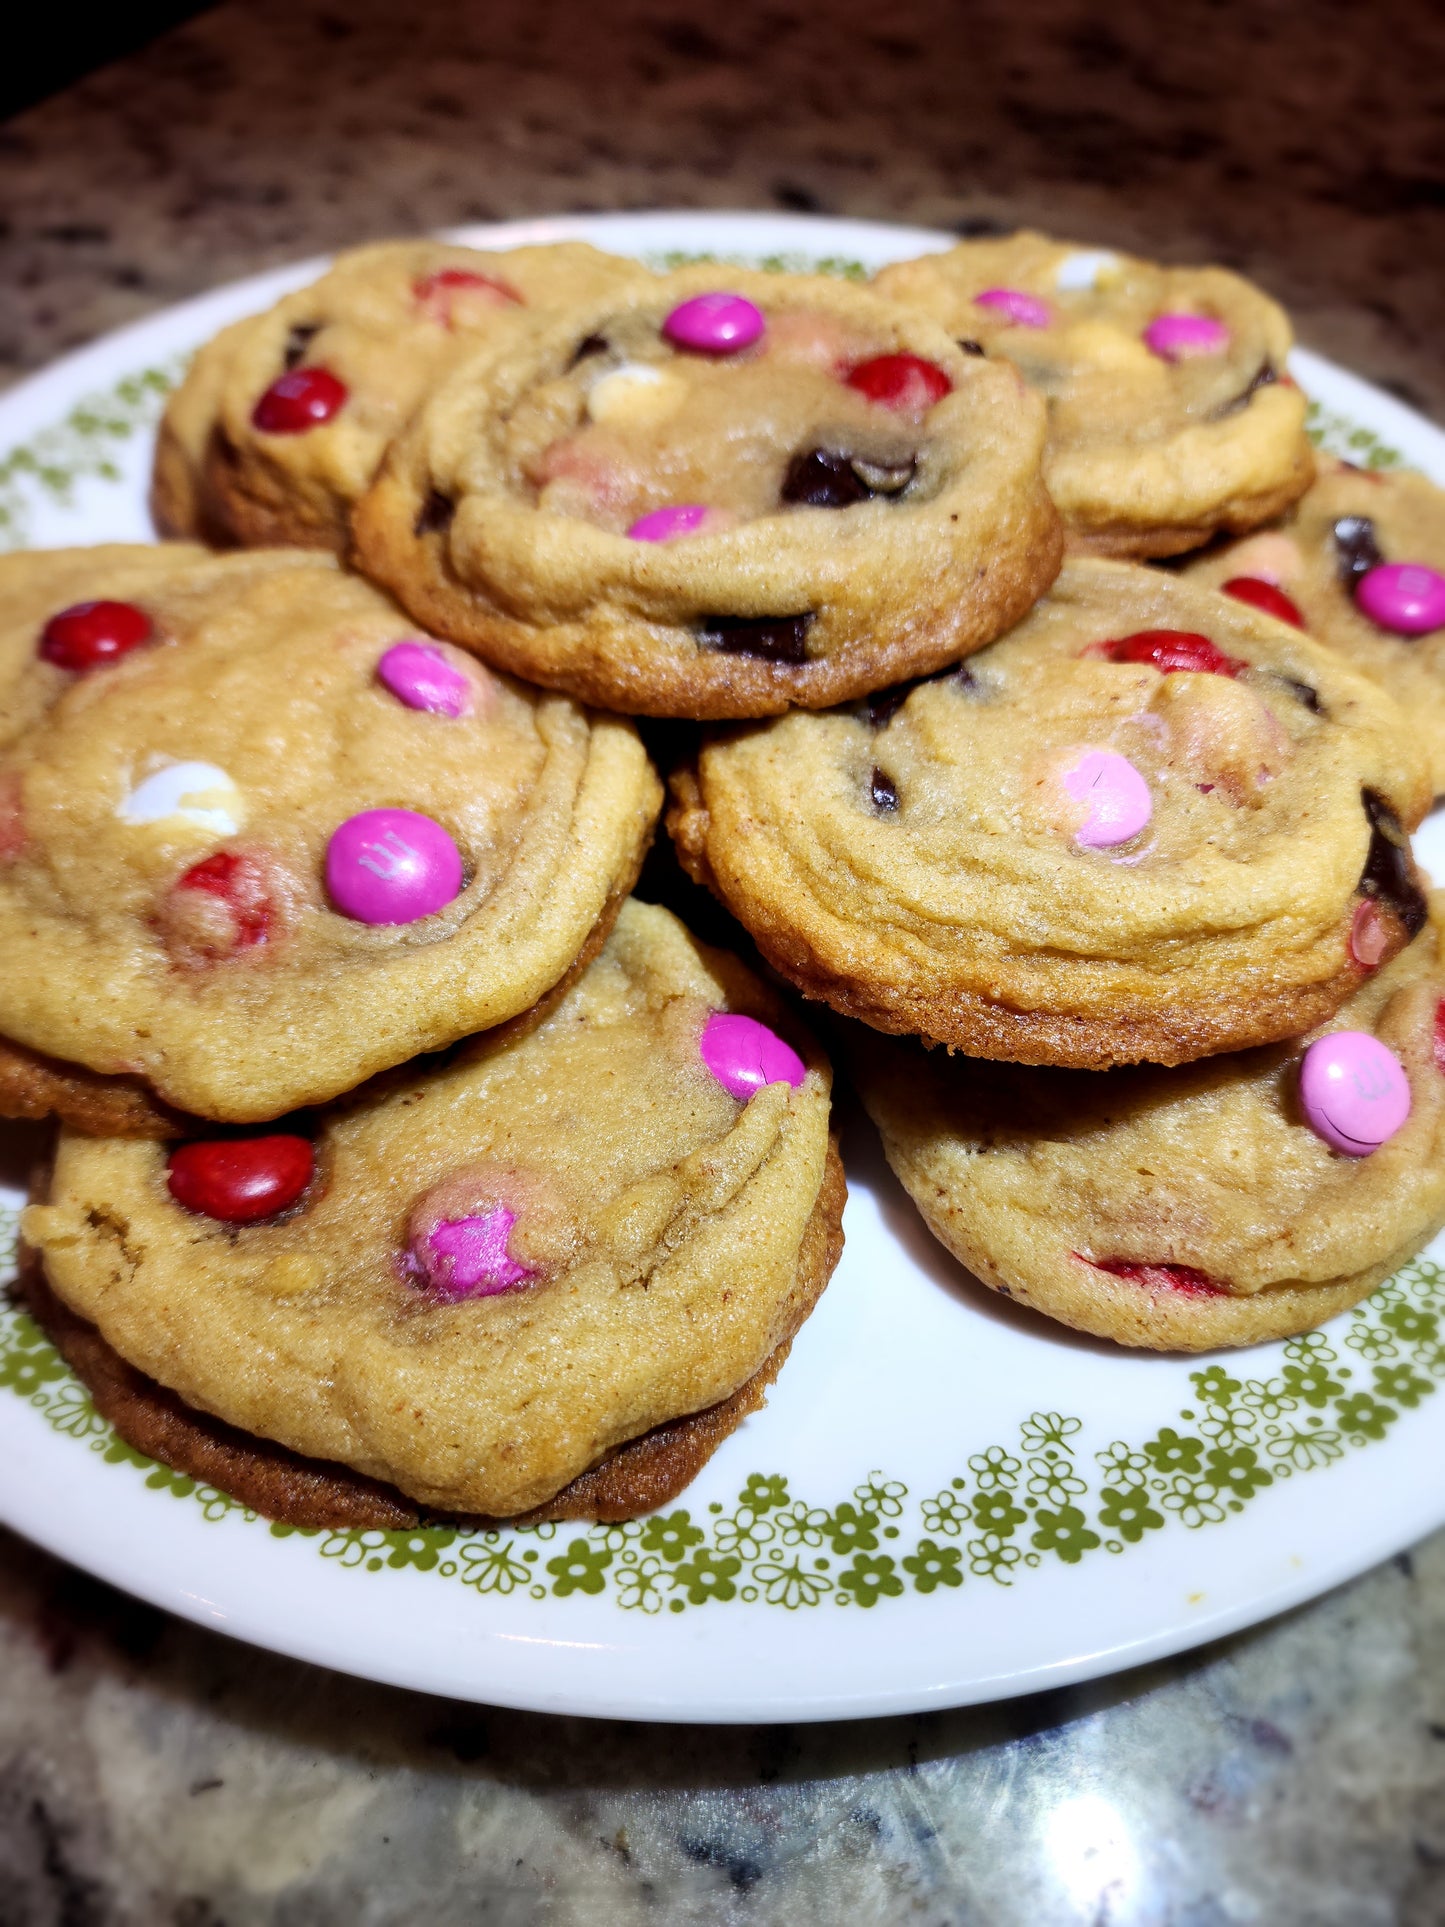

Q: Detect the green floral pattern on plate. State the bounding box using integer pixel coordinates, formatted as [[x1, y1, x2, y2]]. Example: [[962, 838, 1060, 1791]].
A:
[[3, 1190, 1442, 1614], [0, 362, 181, 552]]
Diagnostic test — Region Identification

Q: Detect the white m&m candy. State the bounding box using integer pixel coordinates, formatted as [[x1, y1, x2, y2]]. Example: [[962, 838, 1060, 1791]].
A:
[[119, 762, 244, 836]]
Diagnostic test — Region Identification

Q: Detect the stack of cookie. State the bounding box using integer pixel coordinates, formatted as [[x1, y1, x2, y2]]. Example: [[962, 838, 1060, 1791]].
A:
[[8, 224, 1445, 1545], [3, 537, 841, 1527]]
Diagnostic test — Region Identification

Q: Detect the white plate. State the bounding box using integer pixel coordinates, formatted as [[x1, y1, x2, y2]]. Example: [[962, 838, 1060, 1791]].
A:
[[2, 211, 1444, 1725]]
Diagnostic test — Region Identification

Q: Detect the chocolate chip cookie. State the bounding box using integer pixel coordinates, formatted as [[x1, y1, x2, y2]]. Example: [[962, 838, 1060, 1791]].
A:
[[669, 559, 1430, 1068], [23, 902, 844, 1520], [352, 265, 1063, 717], [0, 544, 659, 1126], [874, 231, 1314, 557], [851, 898, 1445, 1350]]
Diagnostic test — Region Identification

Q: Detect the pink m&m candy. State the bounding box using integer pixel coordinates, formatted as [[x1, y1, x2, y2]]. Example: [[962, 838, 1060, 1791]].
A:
[[700, 1011, 805, 1101], [1299, 1030, 1411, 1156], [419, 1206, 535, 1300], [325, 808, 462, 924], [627, 503, 712, 542], [1143, 313, 1230, 360], [377, 641, 473, 716], [1354, 562, 1445, 636], [1060, 750, 1152, 848], [974, 288, 1051, 328], [662, 292, 765, 355]]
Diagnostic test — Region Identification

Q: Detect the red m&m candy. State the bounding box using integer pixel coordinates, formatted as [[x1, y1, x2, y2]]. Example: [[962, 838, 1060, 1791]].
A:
[[39, 600, 153, 672], [846, 354, 952, 413], [413, 267, 521, 327], [166, 851, 274, 958], [1221, 577, 1305, 628], [167, 1135, 314, 1222], [1094, 630, 1246, 678], [252, 367, 348, 434]]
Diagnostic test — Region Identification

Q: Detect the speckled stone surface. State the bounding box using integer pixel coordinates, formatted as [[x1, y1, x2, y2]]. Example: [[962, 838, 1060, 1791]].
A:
[[2, 1, 1444, 1917]]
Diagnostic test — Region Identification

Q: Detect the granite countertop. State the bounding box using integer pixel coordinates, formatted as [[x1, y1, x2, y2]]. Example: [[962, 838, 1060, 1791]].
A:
[[2, 1, 1444, 1919]]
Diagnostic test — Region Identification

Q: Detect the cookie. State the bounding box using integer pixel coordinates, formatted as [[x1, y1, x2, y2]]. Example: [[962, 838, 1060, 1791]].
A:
[[351, 264, 1063, 718], [669, 558, 1431, 1069], [19, 1140, 843, 1529], [152, 239, 648, 552], [23, 902, 844, 1520], [1186, 460, 1445, 796], [874, 232, 1314, 558], [851, 898, 1445, 1350], [0, 544, 659, 1125]]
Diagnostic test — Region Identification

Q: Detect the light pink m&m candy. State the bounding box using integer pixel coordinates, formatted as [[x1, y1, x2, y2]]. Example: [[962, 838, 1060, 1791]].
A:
[[1060, 749, 1152, 848], [1299, 1030, 1411, 1156], [628, 503, 712, 542], [325, 808, 463, 924], [1355, 562, 1445, 636], [420, 1206, 535, 1300], [974, 288, 1051, 328], [1143, 313, 1230, 360], [377, 641, 473, 716], [662, 291, 765, 355], [700, 1011, 805, 1100]]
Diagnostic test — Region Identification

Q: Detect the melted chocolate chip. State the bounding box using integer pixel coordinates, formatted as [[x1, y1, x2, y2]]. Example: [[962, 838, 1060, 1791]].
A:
[[870, 767, 899, 812], [956, 338, 986, 356], [699, 613, 814, 663], [283, 324, 321, 371], [781, 449, 871, 509], [1359, 789, 1427, 935], [1334, 516, 1385, 589], [1211, 362, 1277, 420], [568, 333, 610, 368], [414, 489, 455, 537]]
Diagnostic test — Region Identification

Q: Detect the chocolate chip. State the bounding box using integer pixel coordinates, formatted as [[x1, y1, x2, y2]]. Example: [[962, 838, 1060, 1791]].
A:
[[1282, 677, 1322, 713], [1359, 789, 1427, 935], [568, 333, 610, 368], [1211, 361, 1277, 419], [781, 449, 871, 509], [283, 324, 320, 372], [870, 767, 899, 812], [956, 338, 986, 356], [699, 613, 813, 662], [1334, 516, 1385, 589], [414, 490, 455, 537]]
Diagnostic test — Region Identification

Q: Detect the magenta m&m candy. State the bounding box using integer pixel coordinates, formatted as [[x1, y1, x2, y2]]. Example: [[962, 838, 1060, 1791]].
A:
[[1354, 562, 1445, 636], [325, 808, 463, 924], [416, 1205, 535, 1300], [377, 641, 473, 716], [700, 1011, 805, 1100], [974, 288, 1051, 328], [39, 599, 153, 672], [1299, 1030, 1411, 1156], [1142, 314, 1230, 360], [627, 503, 712, 542], [662, 292, 765, 355], [1059, 749, 1152, 848], [252, 366, 348, 434]]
